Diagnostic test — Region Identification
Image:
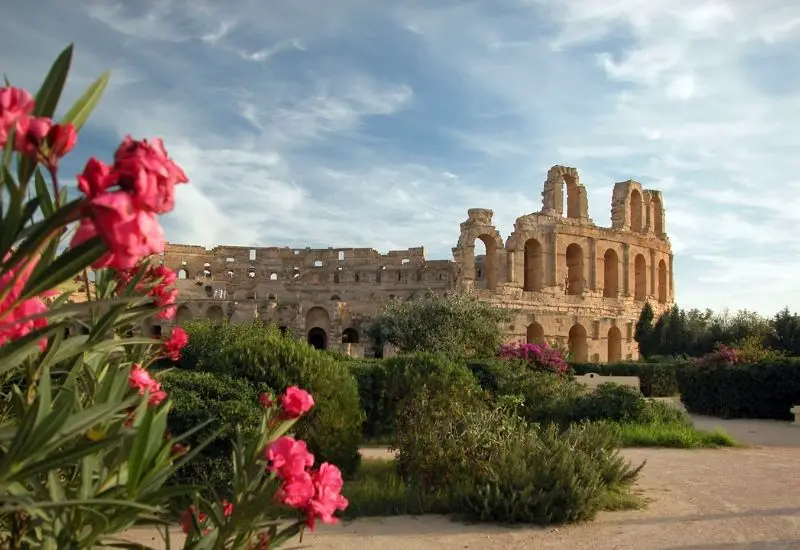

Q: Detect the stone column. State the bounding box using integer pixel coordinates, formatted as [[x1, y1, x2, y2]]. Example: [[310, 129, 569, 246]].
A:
[[669, 253, 675, 301], [507, 250, 516, 285], [622, 243, 630, 297], [549, 233, 559, 287], [588, 237, 597, 291], [649, 249, 657, 297]]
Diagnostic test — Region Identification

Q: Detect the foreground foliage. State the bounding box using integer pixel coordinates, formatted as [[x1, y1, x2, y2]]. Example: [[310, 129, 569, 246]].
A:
[[0, 46, 347, 548]]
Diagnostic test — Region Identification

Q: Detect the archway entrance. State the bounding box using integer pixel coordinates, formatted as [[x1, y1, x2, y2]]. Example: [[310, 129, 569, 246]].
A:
[[526, 322, 544, 344], [308, 327, 327, 350], [607, 326, 622, 362], [342, 328, 359, 344], [568, 323, 588, 362]]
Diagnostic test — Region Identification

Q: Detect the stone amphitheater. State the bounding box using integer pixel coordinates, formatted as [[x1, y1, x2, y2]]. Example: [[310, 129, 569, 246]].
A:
[[156, 165, 673, 362]]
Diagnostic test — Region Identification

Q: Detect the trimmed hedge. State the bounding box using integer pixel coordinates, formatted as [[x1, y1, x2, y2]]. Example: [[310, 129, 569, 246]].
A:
[[159, 370, 264, 493], [570, 362, 681, 397], [177, 320, 364, 476], [678, 359, 800, 420]]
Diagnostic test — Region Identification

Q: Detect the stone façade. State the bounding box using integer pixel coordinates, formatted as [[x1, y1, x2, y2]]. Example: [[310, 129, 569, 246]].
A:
[[158, 165, 674, 362]]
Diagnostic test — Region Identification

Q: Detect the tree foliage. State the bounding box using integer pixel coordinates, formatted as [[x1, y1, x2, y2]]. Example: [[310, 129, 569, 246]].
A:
[[366, 293, 509, 359]]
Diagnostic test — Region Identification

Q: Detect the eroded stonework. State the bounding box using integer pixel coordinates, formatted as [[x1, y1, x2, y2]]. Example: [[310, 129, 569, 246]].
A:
[[159, 165, 673, 361]]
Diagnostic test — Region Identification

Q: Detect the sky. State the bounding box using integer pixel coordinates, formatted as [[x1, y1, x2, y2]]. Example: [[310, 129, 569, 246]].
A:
[[2, 0, 800, 315]]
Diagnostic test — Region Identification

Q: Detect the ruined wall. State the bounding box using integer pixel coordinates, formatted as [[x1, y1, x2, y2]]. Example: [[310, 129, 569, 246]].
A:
[[155, 164, 674, 363], [162, 244, 453, 357], [452, 166, 674, 362]]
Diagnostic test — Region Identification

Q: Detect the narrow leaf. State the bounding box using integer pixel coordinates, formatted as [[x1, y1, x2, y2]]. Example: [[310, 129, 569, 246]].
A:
[[62, 71, 110, 132]]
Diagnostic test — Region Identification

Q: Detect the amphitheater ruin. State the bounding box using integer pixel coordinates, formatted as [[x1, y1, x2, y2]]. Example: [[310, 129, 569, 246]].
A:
[[158, 165, 674, 362]]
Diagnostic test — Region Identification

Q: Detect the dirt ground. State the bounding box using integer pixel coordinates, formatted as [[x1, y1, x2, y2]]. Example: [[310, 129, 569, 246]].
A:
[[123, 415, 800, 550]]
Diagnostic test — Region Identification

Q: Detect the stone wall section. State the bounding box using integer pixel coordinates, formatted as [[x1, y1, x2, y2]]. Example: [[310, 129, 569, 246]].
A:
[[155, 165, 674, 362]]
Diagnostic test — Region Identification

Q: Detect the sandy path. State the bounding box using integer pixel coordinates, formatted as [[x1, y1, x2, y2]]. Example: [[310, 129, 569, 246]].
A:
[[123, 417, 800, 549]]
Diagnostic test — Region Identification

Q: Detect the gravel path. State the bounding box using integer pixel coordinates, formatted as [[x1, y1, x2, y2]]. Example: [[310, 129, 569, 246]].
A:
[[123, 416, 800, 549]]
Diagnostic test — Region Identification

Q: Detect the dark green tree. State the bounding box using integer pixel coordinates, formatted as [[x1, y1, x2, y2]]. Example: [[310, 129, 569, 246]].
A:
[[634, 302, 656, 358], [767, 307, 800, 356]]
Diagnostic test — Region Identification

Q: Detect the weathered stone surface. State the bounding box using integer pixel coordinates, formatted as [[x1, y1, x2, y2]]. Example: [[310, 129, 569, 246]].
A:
[[155, 165, 673, 362]]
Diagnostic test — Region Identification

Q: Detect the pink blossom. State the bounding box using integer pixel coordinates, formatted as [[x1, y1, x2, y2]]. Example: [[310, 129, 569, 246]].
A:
[[306, 463, 349, 530], [179, 505, 208, 536], [498, 340, 569, 374], [128, 363, 167, 406], [71, 192, 165, 271], [265, 436, 315, 479], [14, 116, 52, 157], [222, 499, 234, 518], [77, 158, 114, 198], [0, 254, 51, 350], [163, 327, 188, 361], [278, 471, 315, 508], [280, 386, 315, 418], [259, 393, 274, 409], [0, 86, 35, 148], [113, 136, 188, 214]]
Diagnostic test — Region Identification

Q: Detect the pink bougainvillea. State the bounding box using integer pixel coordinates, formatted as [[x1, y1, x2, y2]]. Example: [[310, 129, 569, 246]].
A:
[[498, 340, 569, 374], [694, 343, 739, 368]]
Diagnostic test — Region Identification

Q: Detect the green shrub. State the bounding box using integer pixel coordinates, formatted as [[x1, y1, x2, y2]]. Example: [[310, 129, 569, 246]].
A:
[[356, 353, 478, 440], [178, 320, 364, 475], [678, 359, 800, 419], [159, 370, 264, 493], [570, 362, 681, 397], [568, 383, 647, 424], [393, 387, 643, 525]]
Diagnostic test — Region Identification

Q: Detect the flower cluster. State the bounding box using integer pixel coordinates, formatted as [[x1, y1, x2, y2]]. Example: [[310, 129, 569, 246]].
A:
[[0, 86, 76, 170], [71, 137, 188, 271], [0, 254, 57, 351], [116, 263, 179, 320], [694, 343, 739, 368], [498, 340, 569, 374], [128, 363, 167, 406], [162, 327, 188, 362], [264, 387, 347, 530]]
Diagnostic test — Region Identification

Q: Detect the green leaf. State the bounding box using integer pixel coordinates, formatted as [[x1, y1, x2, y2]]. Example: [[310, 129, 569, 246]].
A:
[[61, 71, 110, 132], [0, 323, 65, 377], [34, 168, 55, 218], [21, 235, 106, 299], [33, 44, 74, 118]]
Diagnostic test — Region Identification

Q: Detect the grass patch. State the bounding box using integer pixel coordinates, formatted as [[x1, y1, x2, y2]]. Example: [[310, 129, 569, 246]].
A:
[[620, 421, 738, 448], [341, 459, 447, 518]]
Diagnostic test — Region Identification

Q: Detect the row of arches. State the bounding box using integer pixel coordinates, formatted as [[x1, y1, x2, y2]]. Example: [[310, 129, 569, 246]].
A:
[[628, 188, 663, 235], [477, 236, 669, 303], [524, 322, 624, 363]]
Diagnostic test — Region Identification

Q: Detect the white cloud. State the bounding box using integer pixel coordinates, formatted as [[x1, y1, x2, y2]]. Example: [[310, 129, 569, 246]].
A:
[[3, 0, 800, 315]]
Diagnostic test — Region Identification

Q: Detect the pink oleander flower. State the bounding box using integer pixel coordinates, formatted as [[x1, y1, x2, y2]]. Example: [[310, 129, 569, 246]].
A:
[[222, 499, 234, 518], [128, 363, 167, 406], [71, 191, 165, 271], [0, 254, 52, 351], [77, 158, 114, 198], [278, 470, 315, 508], [280, 386, 315, 419], [163, 327, 188, 361], [265, 436, 315, 479], [113, 136, 188, 214], [14, 116, 52, 157], [259, 392, 274, 409], [179, 505, 209, 536], [0, 86, 35, 148], [47, 123, 77, 159], [305, 462, 349, 530]]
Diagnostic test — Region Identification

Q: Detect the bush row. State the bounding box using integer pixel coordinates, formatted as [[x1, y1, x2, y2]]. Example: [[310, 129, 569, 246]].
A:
[[677, 359, 800, 419]]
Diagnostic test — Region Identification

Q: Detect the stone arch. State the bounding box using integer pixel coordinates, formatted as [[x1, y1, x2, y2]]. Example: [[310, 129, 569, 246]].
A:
[[523, 238, 543, 292], [526, 322, 544, 344], [149, 324, 163, 338], [474, 234, 497, 290], [176, 305, 192, 326], [603, 248, 619, 298], [564, 173, 580, 219], [330, 294, 341, 301], [305, 306, 331, 351], [206, 305, 225, 322], [568, 323, 588, 362], [652, 195, 664, 235], [342, 328, 359, 344], [607, 326, 622, 362], [565, 243, 584, 295], [204, 285, 213, 297], [634, 254, 647, 301], [630, 189, 643, 232], [658, 259, 668, 304], [177, 269, 188, 279]]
